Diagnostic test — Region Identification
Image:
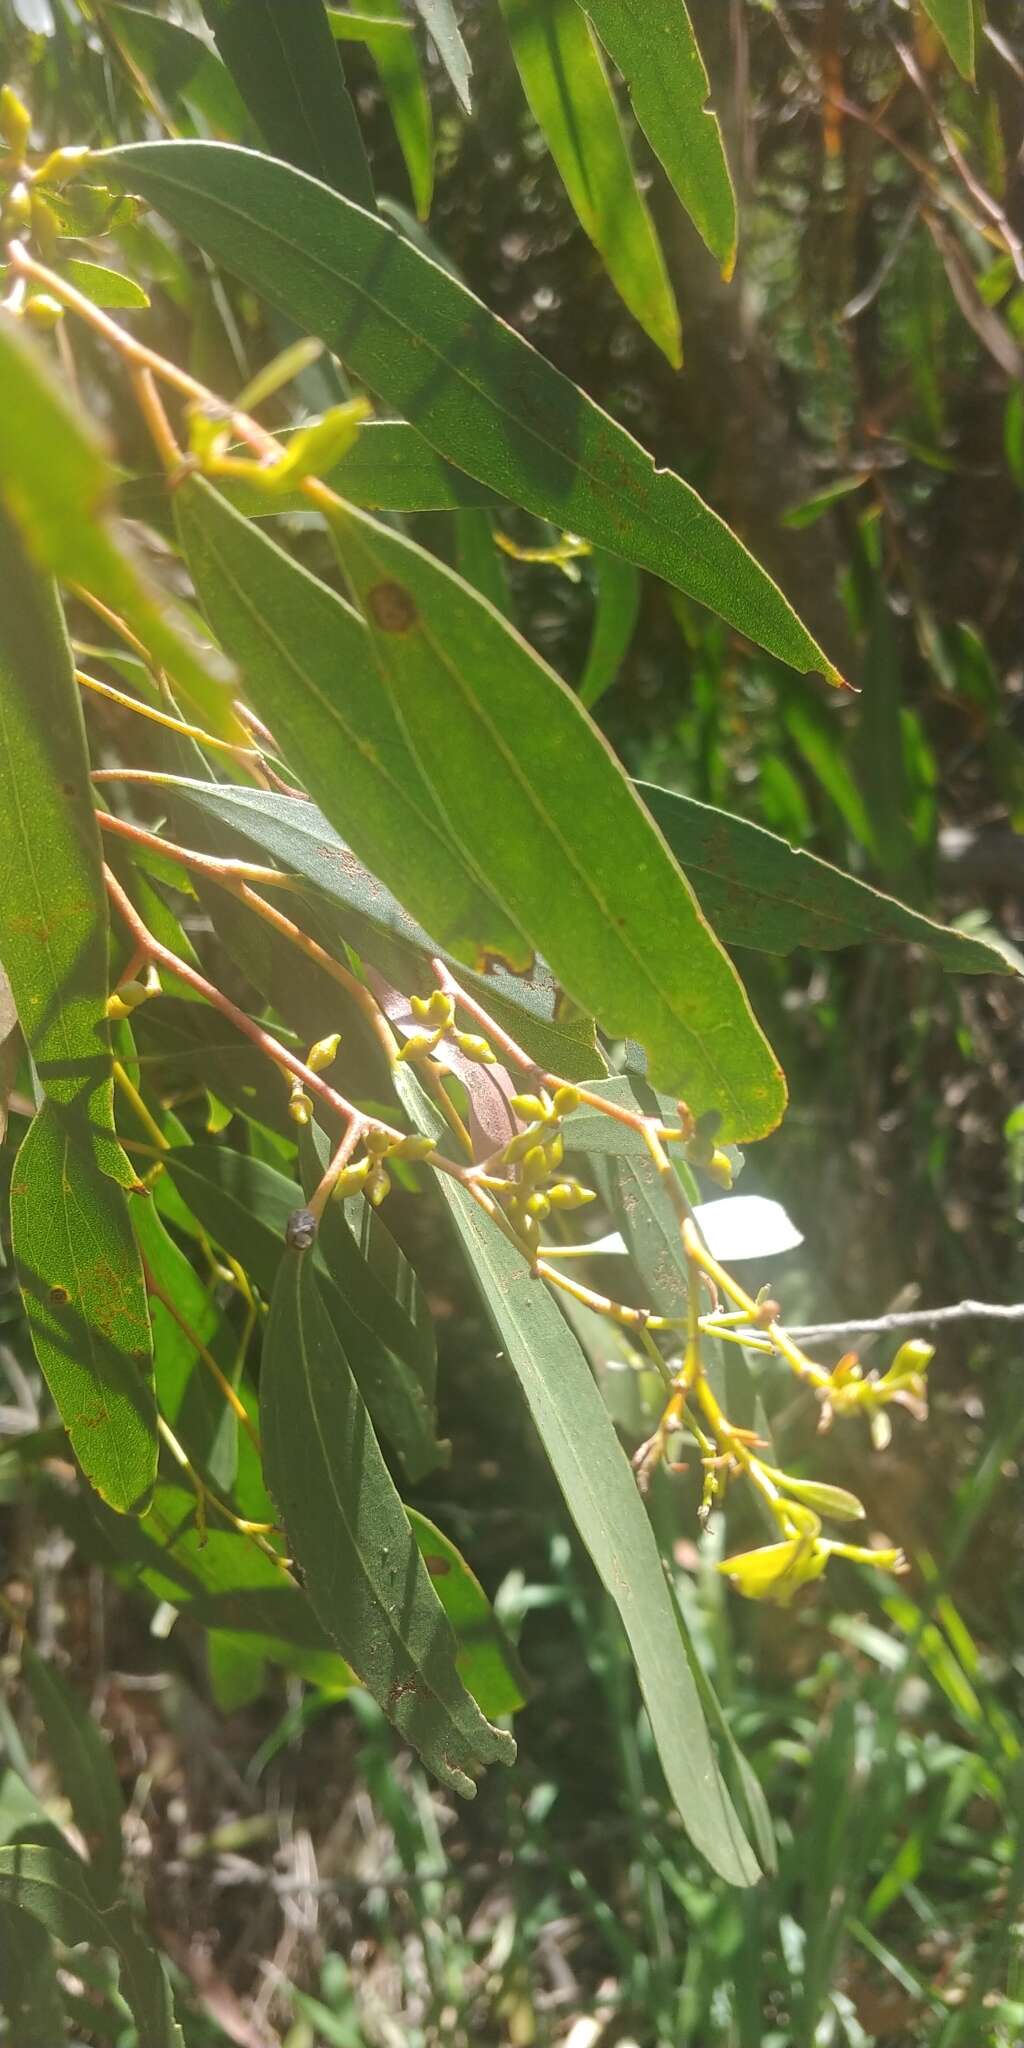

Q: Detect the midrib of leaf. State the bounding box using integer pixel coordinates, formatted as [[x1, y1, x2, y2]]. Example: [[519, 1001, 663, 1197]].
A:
[[291, 1261, 488, 1750], [58, 1124, 135, 1508], [132, 158, 794, 618], [394, 601, 749, 1124], [191, 505, 528, 948]]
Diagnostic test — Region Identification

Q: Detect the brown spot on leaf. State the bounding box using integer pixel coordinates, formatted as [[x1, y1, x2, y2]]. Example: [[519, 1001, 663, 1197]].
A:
[[49, 1284, 70, 1304], [386, 1674, 419, 1710], [368, 581, 418, 633], [424, 1554, 451, 1578]]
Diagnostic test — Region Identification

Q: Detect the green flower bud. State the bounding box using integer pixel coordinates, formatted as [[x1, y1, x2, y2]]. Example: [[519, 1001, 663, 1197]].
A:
[[544, 1132, 564, 1172], [500, 1123, 546, 1166], [365, 1127, 393, 1157], [28, 192, 60, 261], [2, 179, 32, 233], [331, 1156, 372, 1199], [106, 979, 148, 1019], [773, 1473, 866, 1523], [546, 1180, 597, 1210], [368, 1165, 391, 1208], [453, 1031, 496, 1064], [391, 1132, 437, 1161], [287, 1090, 314, 1125]]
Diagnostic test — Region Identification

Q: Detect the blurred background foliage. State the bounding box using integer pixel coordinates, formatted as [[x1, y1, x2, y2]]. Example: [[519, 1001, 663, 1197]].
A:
[[1, 0, 1023, 2042]]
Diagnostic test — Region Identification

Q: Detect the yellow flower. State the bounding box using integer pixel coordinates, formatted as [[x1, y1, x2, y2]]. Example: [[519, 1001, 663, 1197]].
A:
[[718, 1531, 829, 1606]]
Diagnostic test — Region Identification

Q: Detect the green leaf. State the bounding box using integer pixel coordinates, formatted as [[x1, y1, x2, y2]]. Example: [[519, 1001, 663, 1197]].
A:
[[10, 1102, 157, 1515], [131, 1192, 239, 1494], [106, 143, 843, 681], [579, 549, 641, 709], [500, 0, 681, 365], [109, 5, 249, 136], [59, 259, 149, 309], [406, 1510, 526, 1719], [0, 502, 130, 1176], [0, 1846, 183, 2048], [174, 476, 528, 969], [144, 775, 604, 1079], [853, 591, 919, 885], [638, 783, 1010, 973], [0, 1902, 69, 2047], [330, 2, 434, 220], [199, 0, 375, 206], [575, 0, 737, 271], [207, 1631, 267, 1711], [261, 1249, 515, 1794], [328, 497, 786, 1139], [221, 420, 501, 515], [392, 1060, 760, 1884], [161, 1144, 447, 1481], [21, 1646, 123, 1903], [409, 0, 471, 112], [0, 316, 239, 742], [920, 0, 975, 79]]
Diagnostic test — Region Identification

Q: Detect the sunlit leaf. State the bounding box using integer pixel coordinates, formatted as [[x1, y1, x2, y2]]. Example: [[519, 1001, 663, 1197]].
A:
[[500, 0, 681, 364], [575, 0, 737, 271], [330, 1, 434, 219], [409, 0, 471, 112], [199, 0, 374, 205], [920, 0, 975, 79], [59, 259, 149, 309], [106, 143, 843, 681], [261, 1248, 515, 1794], [109, 4, 249, 136]]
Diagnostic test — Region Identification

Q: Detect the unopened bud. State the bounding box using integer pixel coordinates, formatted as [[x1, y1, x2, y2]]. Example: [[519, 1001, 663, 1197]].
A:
[[306, 1031, 341, 1072], [0, 86, 31, 157], [106, 979, 149, 1019], [510, 1092, 549, 1122], [2, 179, 31, 232], [287, 1089, 313, 1125], [547, 1180, 597, 1210], [396, 1030, 437, 1063], [23, 293, 64, 329], [28, 192, 60, 261], [365, 1127, 393, 1157], [525, 1191, 551, 1220], [410, 989, 453, 1028], [367, 1165, 391, 1208], [521, 1144, 548, 1187], [331, 1156, 372, 1199], [544, 1132, 564, 1172], [501, 1122, 546, 1166], [392, 1132, 437, 1161], [706, 1147, 734, 1190], [34, 143, 92, 186], [552, 1085, 581, 1116], [453, 1031, 496, 1064]]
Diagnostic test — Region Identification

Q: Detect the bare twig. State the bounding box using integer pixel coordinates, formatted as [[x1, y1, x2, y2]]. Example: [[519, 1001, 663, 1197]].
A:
[[788, 1301, 1024, 1343]]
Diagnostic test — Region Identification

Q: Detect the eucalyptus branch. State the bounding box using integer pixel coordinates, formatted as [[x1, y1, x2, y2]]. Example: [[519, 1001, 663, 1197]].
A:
[[788, 1302, 1024, 1342]]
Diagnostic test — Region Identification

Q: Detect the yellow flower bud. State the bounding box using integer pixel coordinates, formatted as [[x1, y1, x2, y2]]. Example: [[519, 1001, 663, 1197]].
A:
[[0, 86, 31, 157], [546, 1180, 596, 1210], [453, 1031, 496, 1064], [707, 1148, 734, 1190], [330, 1156, 372, 1199], [395, 1029, 437, 1063], [306, 1031, 341, 1072], [34, 144, 92, 186], [521, 1144, 549, 1187], [391, 1132, 437, 1161], [105, 980, 149, 1019], [23, 293, 64, 329], [510, 1093, 549, 1122], [525, 1191, 551, 1220], [552, 1085, 582, 1117], [365, 1127, 393, 1157], [368, 1165, 391, 1208], [287, 1089, 313, 1125]]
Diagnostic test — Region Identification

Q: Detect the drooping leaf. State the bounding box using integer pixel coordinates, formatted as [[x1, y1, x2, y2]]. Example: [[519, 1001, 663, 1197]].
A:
[[174, 476, 528, 969], [301, 1122, 436, 1405], [145, 774, 604, 1079], [0, 1846, 183, 2048], [579, 550, 641, 709], [106, 143, 843, 681], [404, 1510, 526, 1719], [10, 1103, 157, 1515], [391, 1060, 761, 1883], [637, 783, 1010, 973], [330, 2, 434, 219], [108, 4, 249, 136], [21, 1646, 123, 1904], [0, 316, 240, 742], [261, 1249, 515, 1794], [0, 502, 131, 1180], [920, 0, 975, 79], [500, 0, 682, 365], [327, 497, 786, 1140], [161, 1143, 447, 1481], [575, 0, 737, 271], [0, 1900, 69, 2045], [199, 0, 375, 206], [408, 0, 472, 112]]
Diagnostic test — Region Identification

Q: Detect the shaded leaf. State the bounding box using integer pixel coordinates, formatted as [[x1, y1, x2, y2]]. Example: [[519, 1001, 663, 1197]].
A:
[[150, 774, 604, 1079], [0, 1846, 182, 2048], [131, 1192, 239, 1493], [174, 476, 527, 968], [107, 143, 843, 681], [638, 782, 1009, 973], [207, 1632, 268, 1712], [409, 0, 471, 112], [406, 1510, 526, 1719], [0, 1902, 69, 2047], [575, 0, 737, 271], [261, 1249, 515, 1794], [0, 316, 239, 741], [162, 1143, 446, 1481], [392, 1060, 761, 1882], [221, 419, 501, 515], [109, 4, 249, 137], [11, 1103, 157, 1515], [199, 0, 374, 206], [21, 1646, 123, 1903], [920, 0, 975, 79], [500, 0, 681, 364], [329, 497, 785, 1139], [579, 549, 641, 709], [331, 2, 434, 220]]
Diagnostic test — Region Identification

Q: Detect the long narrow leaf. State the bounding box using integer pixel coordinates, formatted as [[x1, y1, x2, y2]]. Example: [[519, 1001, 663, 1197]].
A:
[[106, 142, 844, 682], [331, 1, 434, 219], [0, 1846, 182, 2048], [261, 1249, 515, 1794], [21, 1648, 123, 1904], [199, 0, 375, 205]]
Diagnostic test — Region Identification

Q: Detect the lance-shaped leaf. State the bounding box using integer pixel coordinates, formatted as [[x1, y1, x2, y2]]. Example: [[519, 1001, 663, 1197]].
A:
[[147, 773, 603, 1079], [330, 2, 434, 220], [161, 1144, 446, 1481], [500, 0, 681, 365], [0, 1846, 183, 2048], [108, 4, 249, 137], [131, 1193, 238, 1494], [392, 1060, 760, 1883], [575, 0, 737, 272], [106, 143, 842, 681], [637, 783, 1012, 973], [199, 0, 374, 205], [261, 1250, 515, 1795], [409, 0, 471, 111], [21, 1646, 123, 1904], [59, 258, 150, 309], [579, 550, 641, 709], [0, 1902, 69, 2045], [0, 316, 239, 741], [0, 502, 133, 1184], [409, 1510, 526, 1718], [920, 0, 975, 80], [175, 476, 528, 969], [328, 498, 785, 1140], [10, 1103, 157, 1515], [219, 419, 501, 516]]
